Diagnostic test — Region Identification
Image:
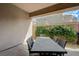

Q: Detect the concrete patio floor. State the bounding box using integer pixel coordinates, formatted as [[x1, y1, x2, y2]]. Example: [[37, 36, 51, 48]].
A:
[[0, 43, 29, 56], [0, 43, 79, 56], [65, 48, 79, 56]]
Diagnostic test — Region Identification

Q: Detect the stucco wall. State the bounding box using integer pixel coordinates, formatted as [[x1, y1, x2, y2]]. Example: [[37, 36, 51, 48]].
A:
[[0, 4, 31, 51]]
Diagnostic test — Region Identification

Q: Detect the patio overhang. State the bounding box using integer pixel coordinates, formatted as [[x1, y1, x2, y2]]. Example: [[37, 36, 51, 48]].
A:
[[29, 3, 79, 17]]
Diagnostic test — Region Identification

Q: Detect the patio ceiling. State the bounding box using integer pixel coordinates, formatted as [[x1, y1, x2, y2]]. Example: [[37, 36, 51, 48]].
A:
[[13, 3, 55, 13], [13, 3, 79, 17]]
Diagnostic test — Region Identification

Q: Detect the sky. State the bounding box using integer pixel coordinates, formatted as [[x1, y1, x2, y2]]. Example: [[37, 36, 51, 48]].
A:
[[63, 10, 79, 20]]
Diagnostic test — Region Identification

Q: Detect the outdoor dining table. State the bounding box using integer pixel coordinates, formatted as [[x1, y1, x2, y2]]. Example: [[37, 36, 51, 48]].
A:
[[30, 37, 67, 56]]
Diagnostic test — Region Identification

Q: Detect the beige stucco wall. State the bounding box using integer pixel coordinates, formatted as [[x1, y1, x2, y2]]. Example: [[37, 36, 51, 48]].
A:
[[0, 4, 31, 51]]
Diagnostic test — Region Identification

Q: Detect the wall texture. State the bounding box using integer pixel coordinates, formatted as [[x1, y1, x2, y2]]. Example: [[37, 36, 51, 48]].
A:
[[0, 4, 31, 51]]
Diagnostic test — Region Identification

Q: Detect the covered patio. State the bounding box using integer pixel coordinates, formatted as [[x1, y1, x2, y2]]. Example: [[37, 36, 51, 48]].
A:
[[0, 3, 79, 56]]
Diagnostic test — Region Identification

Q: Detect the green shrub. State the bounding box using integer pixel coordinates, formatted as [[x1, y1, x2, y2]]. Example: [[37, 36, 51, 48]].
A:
[[49, 25, 77, 42], [35, 25, 77, 42], [35, 26, 49, 36]]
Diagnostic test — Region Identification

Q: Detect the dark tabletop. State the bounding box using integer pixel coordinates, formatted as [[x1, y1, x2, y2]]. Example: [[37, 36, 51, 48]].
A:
[[31, 37, 67, 53]]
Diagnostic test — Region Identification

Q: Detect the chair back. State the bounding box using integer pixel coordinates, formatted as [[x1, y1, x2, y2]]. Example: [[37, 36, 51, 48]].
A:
[[56, 39, 67, 48], [27, 37, 34, 50]]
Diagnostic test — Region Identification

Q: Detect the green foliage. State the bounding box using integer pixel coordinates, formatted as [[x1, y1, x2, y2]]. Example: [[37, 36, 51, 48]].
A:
[[35, 25, 77, 42], [35, 26, 49, 36], [49, 25, 77, 42]]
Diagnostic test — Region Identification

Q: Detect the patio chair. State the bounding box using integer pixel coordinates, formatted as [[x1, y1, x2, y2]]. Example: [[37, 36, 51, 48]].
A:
[[56, 39, 67, 48], [27, 37, 39, 56], [27, 37, 34, 50]]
